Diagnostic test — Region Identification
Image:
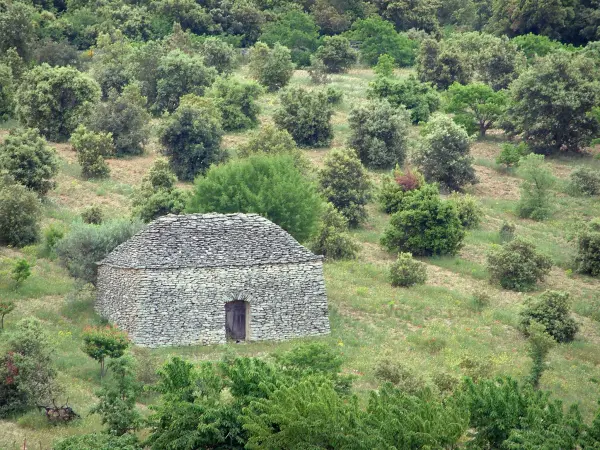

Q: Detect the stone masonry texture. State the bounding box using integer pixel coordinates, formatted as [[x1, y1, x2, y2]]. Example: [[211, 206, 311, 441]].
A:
[[96, 213, 330, 347]]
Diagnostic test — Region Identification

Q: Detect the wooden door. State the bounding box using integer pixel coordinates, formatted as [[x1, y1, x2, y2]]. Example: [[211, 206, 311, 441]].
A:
[[225, 301, 246, 340]]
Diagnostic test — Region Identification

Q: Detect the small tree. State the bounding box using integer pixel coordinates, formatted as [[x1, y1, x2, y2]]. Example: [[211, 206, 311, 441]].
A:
[[348, 100, 411, 169], [378, 167, 425, 214], [16, 64, 100, 142], [237, 124, 297, 158], [390, 252, 427, 287], [132, 159, 186, 223], [273, 87, 333, 147], [11, 258, 31, 289], [516, 154, 555, 221], [520, 290, 579, 343], [70, 125, 114, 180], [0, 127, 58, 196], [445, 83, 508, 137], [319, 148, 372, 227], [0, 63, 14, 121], [569, 167, 600, 196], [207, 77, 262, 131], [309, 203, 359, 260], [0, 299, 15, 329], [82, 325, 131, 378], [575, 218, 600, 277], [313, 35, 357, 73], [417, 38, 470, 90], [159, 95, 224, 181], [0, 176, 41, 247], [525, 321, 555, 389], [381, 184, 465, 256], [249, 42, 295, 92], [487, 237, 552, 291], [448, 193, 483, 229], [82, 205, 104, 225], [187, 154, 322, 242], [199, 37, 238, 74], [496, 142, 529, 169], [87, 84, 151, 157], [414, 113, 477, 191], [374, 54, 396, 78], [91, 356, 142, 435]]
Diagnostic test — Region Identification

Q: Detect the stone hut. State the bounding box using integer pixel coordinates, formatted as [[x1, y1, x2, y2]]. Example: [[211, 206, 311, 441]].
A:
[[95, 213, 330, 347]]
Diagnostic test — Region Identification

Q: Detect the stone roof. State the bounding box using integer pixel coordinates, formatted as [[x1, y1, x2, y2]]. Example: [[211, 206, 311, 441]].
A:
[[99, 213, 322, 269]]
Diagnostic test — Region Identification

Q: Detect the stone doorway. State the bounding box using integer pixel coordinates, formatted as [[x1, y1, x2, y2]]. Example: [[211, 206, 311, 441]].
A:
[[225, 301, 247, 340]]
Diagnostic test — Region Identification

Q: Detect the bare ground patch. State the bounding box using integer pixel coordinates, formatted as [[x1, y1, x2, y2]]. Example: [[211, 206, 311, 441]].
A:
[[473, 165, 520, 200]]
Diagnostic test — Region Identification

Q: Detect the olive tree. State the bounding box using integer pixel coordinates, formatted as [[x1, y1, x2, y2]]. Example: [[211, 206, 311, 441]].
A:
[[249, 42, 295, 92], [0, 176, 41, 247]]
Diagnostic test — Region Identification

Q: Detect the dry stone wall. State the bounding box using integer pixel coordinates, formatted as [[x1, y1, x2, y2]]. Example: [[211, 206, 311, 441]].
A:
[[96, 260, 329, 347]]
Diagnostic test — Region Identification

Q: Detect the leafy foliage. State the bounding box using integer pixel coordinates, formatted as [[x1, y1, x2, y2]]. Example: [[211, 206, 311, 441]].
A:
[[575, 219, 600, 277], [82, 325, 131, 377], [319, 148, 371, 227], [520, 290, 579, 343], [11, 259, 31, 289], [0, 176, 41, 247], [70, 125, 114, 180], [448, 192, 483, 229], [0, 127, 58, 196], [273, 87, 333, 147], [378, 167, 425, 214], [496, 142, 529, 169], [487, 237, 553, 291], [389, 252, 427, 287], [199, 37, 238, 74], [569, 166, 600, 196], [417, 38, 470, 91], [82, 206, 104, 225], [516, 154, 555, 220], [373, 54, 395, 78], [53, 434, 142, 450], [524, 321, 556, 388], [309, 203, 359, 260], [248, 42, 295, 91], [0, 63, 14, 121], [187, 154, 322, 242], [0, 299, 15, 329], [381, 184, 465, 256], [208, 77, 262, 131], [348, 99, 410, 169], [314, 35, 357, 73]]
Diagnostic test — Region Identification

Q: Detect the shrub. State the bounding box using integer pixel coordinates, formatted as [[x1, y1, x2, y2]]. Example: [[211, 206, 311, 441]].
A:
[[378, 167, 425, 214], [248, 42, 295, 92], [41, 224, 65, 259], [132, 159, 186, 223], [53, 434, 142, 450], [309, 203, 359, 260], [575, 218, 600, 277], [389, 252, 427, 287], [569, 166, 600, 196], [153, 49, 217, 113], [525, 321, 555, 388], [0, 176, 41, 247], [0, 63, 14, 121], [381, 184, 465, 256], [207, 77, 262, 131], [12, 258, 31, 289], [368, 75, 440, 124], [416, 38, 470, 90], [505, 53, 600, 155], [0, 299, 15, 329], [499, 221, 516, 242], [448, 193, 483, 229], [496, 142, 529, 169], [187, 154, 322, 242], [470, 290, 492, 311], [16, 64, 100, 142], [87, 84, 151, 157], [487, 237, 553, 291], [414, 113, 477, 191], [373, 359, 427, 395], [82, 325, 131, 377], [325, 87, 343, 105], [520, 290, 579, 343], [199, 37, 238, 74], [374, 54, 396, 78], [319, 148, 372, 227], [159, 95, 224, 181], [0, 127, 58, 196], [307, 56, 330, 85], [313, 35, 357, 73], [56, 219, 144, 284], [348, 99, 411, 169], [273, 87, 333, 147], [32, 39, 81, 69], [70, 125, 114, 180], [88, 33, 133, 100], [516, 154, 555, 221], [81, 206, 104, 225]]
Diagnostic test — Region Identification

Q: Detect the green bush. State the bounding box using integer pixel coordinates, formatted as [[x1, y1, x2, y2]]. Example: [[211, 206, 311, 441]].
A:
[[132, 159, 186, 223], [373, 359, 427, 394], [381, 184, 465, 256], [378, 167, 425, 214], [0, 127, 58, 196], [87, 84, 150, 157], [348, 99, 410, 169], [199, 37, 238, 74], [207, 76, 262, 131], [487, 237, 553, 291], [520, 290, 579, 343], [248, 42, 295, 92], [153, 49, 217, 113], [496, 142, 529, 169], [159, 95, 224, 181], [373, 54, 395, 78], [53, 433, 142, 450], [512, 33, 565, 60], [0, 176, 41, 247], [516, 154, 555, 221], [309, 203, 359, 260], [448, 193, 483, 229], [56, 219, 144, 284], [414, 113, 477, 191], [41, 224, 65, 259], [369, 75, 440, 124], [273, 87, 333, 147], [569, 166, 600, 196], [325, 86, 343, 105], [575, 218, 600, 277], [88, 34, 133, 100], [187, 154, 322, 242], [12, 258, 31, 288], [0, 63, 14, 121], [81, 206, 104, 225], [319, 148, 371, 227], [417, 38, 470, 91], [307, 56, 330, 85], [70, 125, 114, 180], [499, 221, 516, 242], [313, 35, 357, 73], [16, 64, 100, 142], [390, 252, 427, 287]]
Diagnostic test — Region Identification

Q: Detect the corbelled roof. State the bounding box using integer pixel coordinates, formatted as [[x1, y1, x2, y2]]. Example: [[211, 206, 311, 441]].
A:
[[99, 213, 322, 269]]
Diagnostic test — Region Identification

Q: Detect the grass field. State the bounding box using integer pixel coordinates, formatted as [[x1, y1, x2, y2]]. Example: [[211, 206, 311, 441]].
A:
[[1, 67, 600, 449]]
